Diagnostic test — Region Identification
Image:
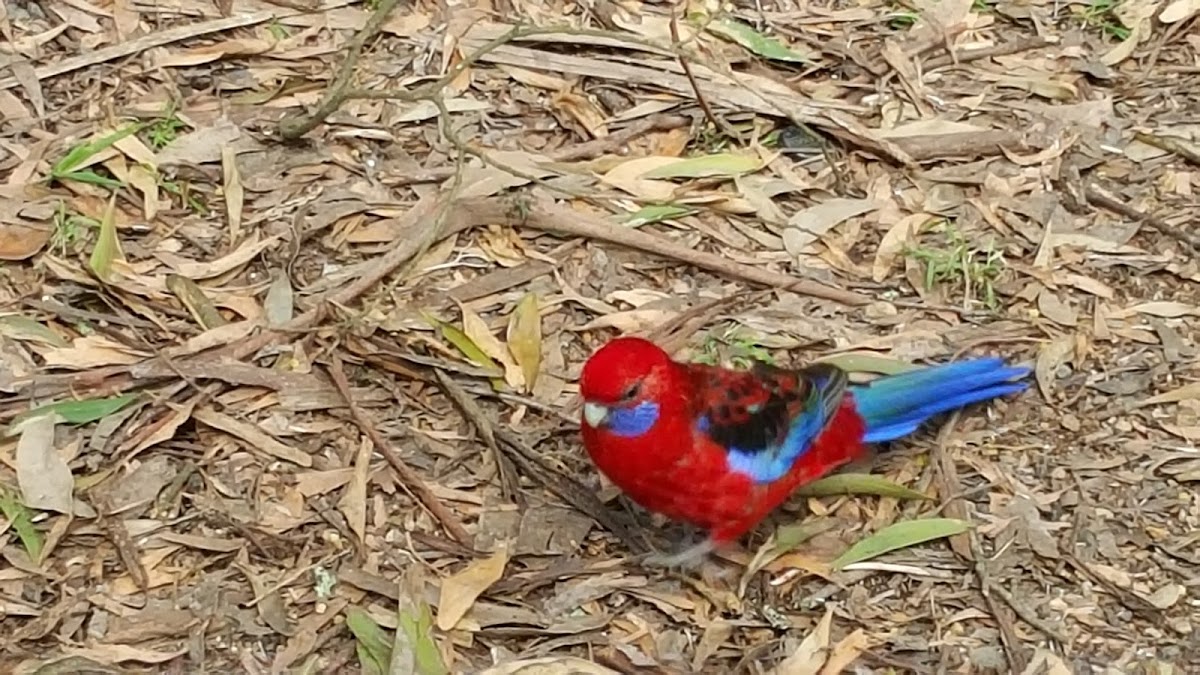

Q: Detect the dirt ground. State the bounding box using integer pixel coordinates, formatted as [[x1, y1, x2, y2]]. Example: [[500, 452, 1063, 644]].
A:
[[1, 0, 1198, 672]]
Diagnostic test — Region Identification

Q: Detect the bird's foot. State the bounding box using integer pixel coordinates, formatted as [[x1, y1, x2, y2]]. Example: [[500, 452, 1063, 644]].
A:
[[641, 538, 716, 570]]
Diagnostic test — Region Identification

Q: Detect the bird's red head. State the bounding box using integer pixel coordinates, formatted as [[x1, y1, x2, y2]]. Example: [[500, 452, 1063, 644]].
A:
[[580, 337, 671, 402], [579, 336, 682, 431]]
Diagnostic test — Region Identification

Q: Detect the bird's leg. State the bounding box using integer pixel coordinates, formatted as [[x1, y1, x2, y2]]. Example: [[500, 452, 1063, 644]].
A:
[[641, 537, 716, 569]]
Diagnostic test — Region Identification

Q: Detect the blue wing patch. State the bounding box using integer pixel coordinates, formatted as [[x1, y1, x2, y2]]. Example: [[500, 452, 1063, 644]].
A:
[[701, 364, 848, 484]]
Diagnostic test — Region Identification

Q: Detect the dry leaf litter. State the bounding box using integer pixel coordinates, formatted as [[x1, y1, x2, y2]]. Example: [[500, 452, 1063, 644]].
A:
[[0, 0, 1198, 672]]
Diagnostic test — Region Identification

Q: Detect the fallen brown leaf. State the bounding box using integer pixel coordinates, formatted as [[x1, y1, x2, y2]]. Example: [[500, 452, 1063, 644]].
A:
[[15, 414, 74, 515], [0, 222, 52, 260], [436, 542, 510, 631]]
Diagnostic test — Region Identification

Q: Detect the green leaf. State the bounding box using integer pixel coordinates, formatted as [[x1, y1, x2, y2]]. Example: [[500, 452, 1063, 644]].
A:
[[622, 204, 697, 227], [831, 518, 971, 570], [642, 153, 762, 179], [7, 394, 138, 436], [773, 520, 834, 551], [814, 352, 921, 375], [506, 293, 542, 392], [167, 273, 227, 329], [705, 19, 814, 64], [75, 468, 114, 492], [738, 519, 835, 596], [42, 394, 137, 424], [0, 315, 67, 347], [51, 124, 143, 177], [0, 485, 43, 561], [346, 607, 392, 675], [422, 313, 504, 378], [396, 594, 449, 675], [56, 170, 124, 189], [89, 193, 122, 281], [795, 473, 930, 500]]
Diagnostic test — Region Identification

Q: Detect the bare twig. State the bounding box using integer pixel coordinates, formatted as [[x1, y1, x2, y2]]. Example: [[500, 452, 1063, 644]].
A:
[[0, 12, 279, 91], [643, 291, 768, 355], [241, 551, 347, 609], [327, 354, 472, 546], [380, 114, 691, 187], [987, 580, 1071, 644], [14, 187, 868, 405], [1085, 184, 1200, 253], [350, 196, 871, 306], [932, 411, 1040, 669], [467, 40, 850, 119], [490, 199, 871, 306], [383, 96, 471, 298], [1133, 131, 1200, 167], [433, 370, 521, 501], [551, 115, 692, 161], [976, 557, 1030, 671], [92, 493, 149, 595], [924, 36, 1053, 69], [899, 130, 1051, 162], [930, 411, 972, 560], [22, 298, 163, 331], [880, 44, 934, 119], [281, 21, 573, 140], [277, 0, 401, 139], [430, 95, 592, 201], [669, 9, 740, 142], [1063, 552, 1164, 621], [433, 371, 646, 553]]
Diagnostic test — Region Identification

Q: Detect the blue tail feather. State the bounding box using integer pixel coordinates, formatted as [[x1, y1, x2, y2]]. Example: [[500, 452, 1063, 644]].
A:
[[850, 357, 1030, 444]]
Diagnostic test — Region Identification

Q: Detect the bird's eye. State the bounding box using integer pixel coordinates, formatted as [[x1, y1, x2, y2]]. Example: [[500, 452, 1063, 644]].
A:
[[621, 382, 641, 401]]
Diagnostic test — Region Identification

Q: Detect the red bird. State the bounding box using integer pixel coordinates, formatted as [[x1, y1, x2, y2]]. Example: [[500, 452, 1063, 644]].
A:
[[579, 336, 1030, 567]]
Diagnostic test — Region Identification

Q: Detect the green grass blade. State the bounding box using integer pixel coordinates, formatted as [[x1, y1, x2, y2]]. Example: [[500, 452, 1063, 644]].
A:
[[52, 124, 144, 176], [395, 593, 448, 675], [58, 170, 125, 189], [89, 194, 121, 281], [0, 315, 67, 347], [642, 152, 761, 179], [831, 518, 971, 570], [814, 352, 920, 376], [623, 204, 696, 227], [795, 474, 930, 500], [421, 312, 504, 378], [346, 607, 391, 675], [0, 485, 43, 561], [6, 394, 138, 437], [705, 18, 814, 63], [35, 394, 137, 425]]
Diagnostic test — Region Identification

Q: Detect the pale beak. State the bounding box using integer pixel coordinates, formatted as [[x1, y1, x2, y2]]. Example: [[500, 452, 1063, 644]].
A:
[[582, 402, 610, 428]]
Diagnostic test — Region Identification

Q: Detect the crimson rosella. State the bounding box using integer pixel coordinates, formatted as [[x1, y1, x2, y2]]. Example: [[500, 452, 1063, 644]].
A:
[[578, 336, 1030, 567]]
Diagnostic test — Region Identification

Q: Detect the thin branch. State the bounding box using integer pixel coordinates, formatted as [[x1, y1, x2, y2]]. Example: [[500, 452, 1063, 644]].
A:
[[433, 370, 646, 554], [327, 354, 472, 546], [932, 411, 1032, 670], [277, 0, 401, 139], [380, 114, 691, 188], [669, 8, 740, 143], [987, 579, 1071, 644], [280, 22, 601, 140], [1085, 184, 1199, 253], [1133, 131, 1200, 167], [924, 36, 1053, 69], [433, 369, 521, 501]]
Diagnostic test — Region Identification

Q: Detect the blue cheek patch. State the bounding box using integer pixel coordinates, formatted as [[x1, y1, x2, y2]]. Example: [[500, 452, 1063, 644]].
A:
[[607, 401, 661, 438]]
